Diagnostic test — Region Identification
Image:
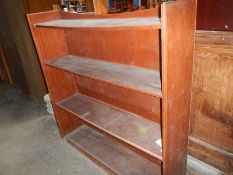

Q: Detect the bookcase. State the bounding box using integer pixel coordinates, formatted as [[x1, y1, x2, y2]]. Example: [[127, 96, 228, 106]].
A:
[[27, 1, 197, 174]]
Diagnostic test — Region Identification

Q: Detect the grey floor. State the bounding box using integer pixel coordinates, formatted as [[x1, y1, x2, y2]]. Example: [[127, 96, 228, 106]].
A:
[[0, 82, 223, 175], [0, 82, 107, 175]]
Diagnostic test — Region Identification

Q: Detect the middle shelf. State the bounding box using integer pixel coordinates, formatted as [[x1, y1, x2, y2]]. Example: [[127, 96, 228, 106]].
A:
[[47, 55, 162, 97], [56, 93, 162, 160]]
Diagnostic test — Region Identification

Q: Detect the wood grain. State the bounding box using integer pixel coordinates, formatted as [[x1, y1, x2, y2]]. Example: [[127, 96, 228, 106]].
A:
[[189, 30, 233, 173], [27, 5, 197, 174], [75, 75, 161, 123], [1, 0, 47, 103], [57, 93, 163, 160], [190, 30, 233, 152], [47, 55, 162, 97], [27, 11, 79, 136], [54, 106, 82, 137], [0, 3, 28, 94], [61, 8, 161, 70], [161, 1, 197, 175], [188, 136, 233, 174], [66, 125, 161, 175], [67, 28, 160, 70], [93, 0, 108, 15], [23, 0, 60, 13]]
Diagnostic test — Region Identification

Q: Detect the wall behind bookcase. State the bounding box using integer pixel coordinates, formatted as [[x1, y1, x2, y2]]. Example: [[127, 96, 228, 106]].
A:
[[189, 0, 233, 173], [0, 0, 61, 103]]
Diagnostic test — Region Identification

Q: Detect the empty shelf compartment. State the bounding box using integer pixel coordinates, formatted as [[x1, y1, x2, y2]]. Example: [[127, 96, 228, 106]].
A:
[[66, 125, 161, 175], [57, 93, 162, 160], [35, 17, 161, 29], [47, 55, 162, 97]]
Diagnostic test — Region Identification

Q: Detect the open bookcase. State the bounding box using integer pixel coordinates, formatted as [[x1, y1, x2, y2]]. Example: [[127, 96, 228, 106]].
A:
[[27, 1, 196, 174]]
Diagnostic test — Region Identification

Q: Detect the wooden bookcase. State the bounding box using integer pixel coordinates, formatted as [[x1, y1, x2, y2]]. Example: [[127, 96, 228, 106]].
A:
[[27, 1, 196, 174]]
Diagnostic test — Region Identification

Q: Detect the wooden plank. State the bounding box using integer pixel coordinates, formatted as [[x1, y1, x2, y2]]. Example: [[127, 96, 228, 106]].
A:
[[23, 0, 60, 13], [27, 11, 79, 137], [62, 8, 161, 71], [0, 46, 13, 85], [161, 1, 197, 175], [56, 93, 162, 160], [191, 30, 233, 152], [47, 55, 162, 97], [188, 137, 233, 174], [0, 4, 28, 94], [3, 0, 48, 103], [66, 125, 161, 175], [93, 0, 108, 14], [66, 28, 160, 70], [75, 75, 161, 123], [35, 17, 161, 29], [189, 31, 233, 173], [196, 0, 233, 32]]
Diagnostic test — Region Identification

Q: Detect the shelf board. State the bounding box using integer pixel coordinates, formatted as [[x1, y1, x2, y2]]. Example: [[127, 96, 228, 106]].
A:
[[47, 55, 162, 97], [66, 125, 161, 175], [35, 17, 161, 29], [57, 93, 162, 160]]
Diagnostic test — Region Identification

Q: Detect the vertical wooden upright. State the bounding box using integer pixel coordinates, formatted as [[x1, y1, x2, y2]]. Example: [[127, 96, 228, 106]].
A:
[[27, 11, 80, 137], [161, 0, 197, 175]]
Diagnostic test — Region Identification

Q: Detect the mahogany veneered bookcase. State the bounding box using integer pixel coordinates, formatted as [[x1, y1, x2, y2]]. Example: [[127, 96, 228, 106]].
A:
[[27, 0, 197, 174]]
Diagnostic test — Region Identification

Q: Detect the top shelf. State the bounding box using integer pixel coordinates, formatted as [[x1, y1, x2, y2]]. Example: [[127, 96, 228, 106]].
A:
[[34, 17, 161, 30]]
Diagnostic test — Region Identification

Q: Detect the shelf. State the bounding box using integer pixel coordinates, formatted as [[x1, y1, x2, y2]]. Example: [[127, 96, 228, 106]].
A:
[[66, 125, 161, 175], [35, 17, 161, 29], [47, 55, 162, 97], [57, 93, 162, 160]]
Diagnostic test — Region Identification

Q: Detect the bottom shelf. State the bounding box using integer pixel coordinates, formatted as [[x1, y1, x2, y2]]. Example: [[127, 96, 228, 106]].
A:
[[65, 125, 161, 175]]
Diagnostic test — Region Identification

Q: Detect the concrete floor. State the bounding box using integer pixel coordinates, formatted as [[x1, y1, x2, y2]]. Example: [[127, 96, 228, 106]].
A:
[[0, 82, 107, 175], [0, 82, 223, 175]]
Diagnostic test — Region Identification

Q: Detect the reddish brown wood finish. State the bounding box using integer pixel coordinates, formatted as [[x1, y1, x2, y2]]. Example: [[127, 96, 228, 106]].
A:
[[191, 31, 233, 152], [54, 106, 82, 136], [57, 106, 162, 166], [161, 1, 197, 175], [66, 125, 161, 175], [56, 93, 162, 160], [27, 3, 196, 174], [23, 0, 60, 13], [33, 9, 161, 70], [196, 0, 233, 31], [66, 29, 160, 70], [27, 11, 79, 136], [63, 8, 161, 70], [75, 75, 161, 123], [189, 31, 233, 173], [189, 136, 233, 174], [47, 55, 162, 97]]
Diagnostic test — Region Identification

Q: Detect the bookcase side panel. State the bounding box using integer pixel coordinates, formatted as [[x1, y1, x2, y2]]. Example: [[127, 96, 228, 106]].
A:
[[161, 1, 197, 175], [27, 12, 79, 137]]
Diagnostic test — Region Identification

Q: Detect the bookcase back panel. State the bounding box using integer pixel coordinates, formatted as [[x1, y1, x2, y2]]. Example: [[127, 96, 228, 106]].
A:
[[66, 29, 161, 70], [75, 75, 161, 123]]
